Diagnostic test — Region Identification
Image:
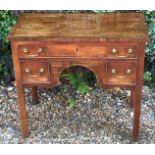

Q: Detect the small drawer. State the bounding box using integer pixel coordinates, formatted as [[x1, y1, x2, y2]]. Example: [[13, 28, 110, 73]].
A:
[[105, 44, 137, 58], [106, 62, 137, 85], [20, 61, 50, 83], [18, 44, 48, 58]]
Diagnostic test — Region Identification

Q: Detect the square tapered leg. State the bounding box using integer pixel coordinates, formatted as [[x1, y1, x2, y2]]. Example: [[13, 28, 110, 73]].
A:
[[16, 85, 29, 137], [31, 86, 39, 105]]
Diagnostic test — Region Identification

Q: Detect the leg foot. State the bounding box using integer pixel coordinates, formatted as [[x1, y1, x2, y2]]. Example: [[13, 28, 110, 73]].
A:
[[132, 87, 142, 142], [16, 85, 29, 137]]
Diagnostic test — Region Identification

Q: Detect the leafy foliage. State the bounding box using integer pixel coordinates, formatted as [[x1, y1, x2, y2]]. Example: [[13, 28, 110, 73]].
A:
[[0, 11, 17, 84], [0, 11, 16, 42], [60, 66, 96, 107], [66, 98, 76, 108], [61, 66, 96, 94], [143, 11, 155, 87], [144, 71, 152, 84]]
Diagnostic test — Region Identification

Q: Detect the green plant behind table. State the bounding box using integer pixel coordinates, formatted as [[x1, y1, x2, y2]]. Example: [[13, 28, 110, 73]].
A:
[[0, 11, 17, 84], [60, 66, 97, 107], [60, 66, 96, 94], [143, 11, 155, 87]]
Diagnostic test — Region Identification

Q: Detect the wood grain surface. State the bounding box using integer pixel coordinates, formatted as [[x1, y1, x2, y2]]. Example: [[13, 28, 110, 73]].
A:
[[8, 13, 148, 41]]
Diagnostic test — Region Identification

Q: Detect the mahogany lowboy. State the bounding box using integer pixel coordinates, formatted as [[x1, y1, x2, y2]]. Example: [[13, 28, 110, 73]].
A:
[[8, 13, 148, 141]]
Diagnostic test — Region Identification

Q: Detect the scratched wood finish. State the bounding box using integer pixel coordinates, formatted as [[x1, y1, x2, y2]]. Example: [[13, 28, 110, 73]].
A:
[[8, 13, 148, 141]]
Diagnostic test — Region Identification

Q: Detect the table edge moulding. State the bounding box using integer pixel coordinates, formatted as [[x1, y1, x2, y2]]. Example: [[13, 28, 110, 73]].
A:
[[8, 12, 148, 141]]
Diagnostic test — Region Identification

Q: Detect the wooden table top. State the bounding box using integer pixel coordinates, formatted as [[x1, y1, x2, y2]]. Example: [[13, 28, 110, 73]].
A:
[[8, 13, 148, 41]]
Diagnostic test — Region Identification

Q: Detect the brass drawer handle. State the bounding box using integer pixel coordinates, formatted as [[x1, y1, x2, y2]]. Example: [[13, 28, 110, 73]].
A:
[[128, 48, 133, 54], [112, 48, 133, 58], [111, 68, 131, 79], [126, 69, 131, 74], [27, 54, 39, 57], [25, 67, 44, 78], [112, 49, 117, 54], [23, 48, 29, 53], [37, 48, 43, 53]]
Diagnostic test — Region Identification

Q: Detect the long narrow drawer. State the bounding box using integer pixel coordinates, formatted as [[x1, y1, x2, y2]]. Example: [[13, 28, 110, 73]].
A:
[[20, 61, 50, 83], [106, 61, 137, 85], [48, 43, 137, 58]]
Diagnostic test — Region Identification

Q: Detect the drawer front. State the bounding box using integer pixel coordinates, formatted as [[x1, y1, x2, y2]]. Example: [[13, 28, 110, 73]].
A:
[[20, 61, 50, 83], [106, 62, 137, 85], [77, 45, 107, 57], [48, 44, 77, 56], [48, 44, 107, 57], [48, 44, 137, 58], [105, 44, 137, 58], [18, 44, 48, 58]]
